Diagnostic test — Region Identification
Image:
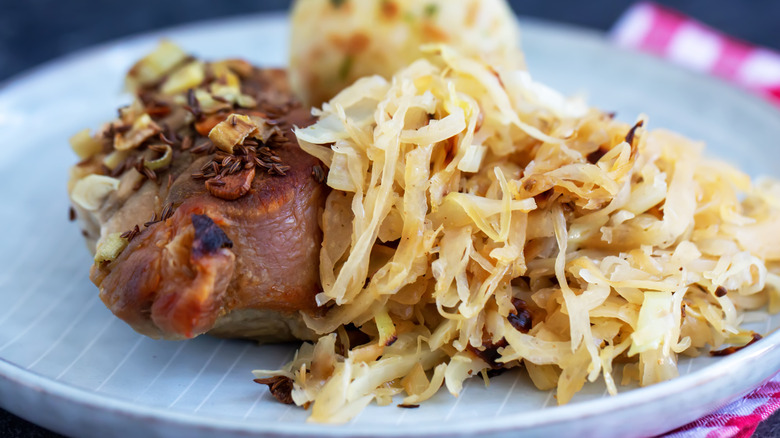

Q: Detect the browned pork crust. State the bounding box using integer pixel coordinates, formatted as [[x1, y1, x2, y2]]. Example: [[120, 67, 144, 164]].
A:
[[70, 54, 327, 341]]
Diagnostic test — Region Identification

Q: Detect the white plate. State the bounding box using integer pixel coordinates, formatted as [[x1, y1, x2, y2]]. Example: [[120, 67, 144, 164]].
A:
[[1, 12, 780, 438]]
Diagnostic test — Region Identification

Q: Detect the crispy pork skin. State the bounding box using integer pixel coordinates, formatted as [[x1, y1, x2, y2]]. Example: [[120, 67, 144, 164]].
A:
[[92, 114, 325, 340], [70, 54, 327, 341]]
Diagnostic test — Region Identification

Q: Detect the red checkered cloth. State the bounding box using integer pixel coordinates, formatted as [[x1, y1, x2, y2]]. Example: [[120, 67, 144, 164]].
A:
[[661, 377, 780, 437], [610, 2, 780, 105], [609, 3, 780, 437]]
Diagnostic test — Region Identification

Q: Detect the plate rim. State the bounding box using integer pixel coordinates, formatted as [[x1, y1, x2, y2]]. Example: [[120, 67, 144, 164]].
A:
[[3, 331, 779, 437], [2, 10, 780, 438]]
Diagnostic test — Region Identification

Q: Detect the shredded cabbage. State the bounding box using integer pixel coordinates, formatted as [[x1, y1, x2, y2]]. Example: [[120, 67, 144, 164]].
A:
[[254, 45, 780, 422]]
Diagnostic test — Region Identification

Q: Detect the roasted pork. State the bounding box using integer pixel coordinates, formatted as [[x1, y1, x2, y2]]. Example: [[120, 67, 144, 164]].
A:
[[68, 43, 327, 341]]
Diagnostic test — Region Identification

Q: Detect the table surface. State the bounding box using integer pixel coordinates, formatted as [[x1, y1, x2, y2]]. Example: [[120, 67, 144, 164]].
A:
[[1, 1, 779, 436]]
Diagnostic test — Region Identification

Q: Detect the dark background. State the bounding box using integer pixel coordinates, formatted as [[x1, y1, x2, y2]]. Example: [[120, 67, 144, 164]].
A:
[[1, 1, 779, 437], [3, 0, 780, 81]]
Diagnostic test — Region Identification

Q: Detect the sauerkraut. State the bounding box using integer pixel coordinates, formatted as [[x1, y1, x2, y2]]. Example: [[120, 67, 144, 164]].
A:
[[254, 45, 780, 422]]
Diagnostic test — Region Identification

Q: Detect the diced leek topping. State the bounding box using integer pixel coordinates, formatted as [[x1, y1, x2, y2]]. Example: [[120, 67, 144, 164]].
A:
[[69, 129, 103, 160], [236, 94, 258, 108], [161, 61, 206, 95], [210, 62, 242, 89], [193, 89, 232, 114], [208, 114, 259, 154], [70, 174, 120, 211], [114, 114, 161, 151], [126, 40, 189, 90], [94, 232, 129, 263], [103, 149, 131, 170], [144, 145, 173, 170]]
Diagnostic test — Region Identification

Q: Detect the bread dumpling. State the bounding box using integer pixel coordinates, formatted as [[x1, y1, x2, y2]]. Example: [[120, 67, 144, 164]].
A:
[[289, 0, 524, 106]]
